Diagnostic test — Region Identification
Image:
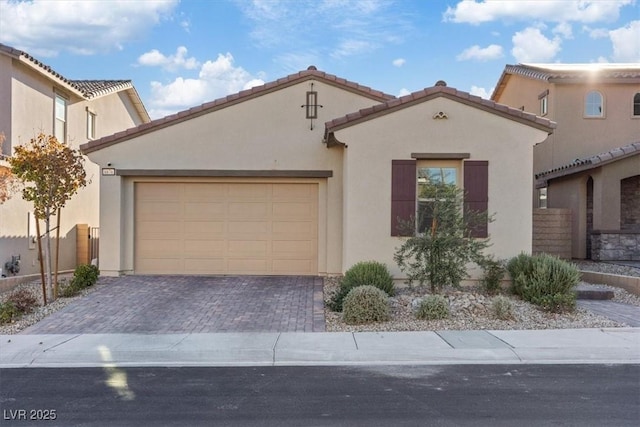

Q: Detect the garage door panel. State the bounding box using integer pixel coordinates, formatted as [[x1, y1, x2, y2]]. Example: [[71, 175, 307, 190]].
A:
[[184, 221, 225, 234], [185, 258, 227, 272], [228, 258, 269, 272], [135, 182, 318, 275], [184, 202, 226, 219], [272, 240, 314, 255], [184, 185, 226, 200], [272, 202, 315, 218], [228, 184, 270, 199], [137, 221, 182, 234], [228, 221, 269, 234], [184, 239, 225, 255], [228, 202, 269, 217], [272, 221, 316, 238]]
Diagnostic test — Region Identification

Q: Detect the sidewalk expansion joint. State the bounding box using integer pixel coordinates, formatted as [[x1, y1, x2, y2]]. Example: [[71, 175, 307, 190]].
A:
[[351, 333, 359, 350], [43, 334, 82, 353], [272, 333, 282, 366]]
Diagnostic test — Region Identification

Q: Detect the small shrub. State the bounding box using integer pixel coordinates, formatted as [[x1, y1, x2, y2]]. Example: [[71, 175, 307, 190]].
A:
[[491, 295, 514, 320], [329, 261, 394, 312], [342, 285, 390, 325], [416, 295, 449, 320], [59, 282, 83, 298], [507, 253, 579, 312], [0, 302, 20, 324], [71, 264, 100, 289], [479, 257, 505, 294], [6, 289, 38, 314]]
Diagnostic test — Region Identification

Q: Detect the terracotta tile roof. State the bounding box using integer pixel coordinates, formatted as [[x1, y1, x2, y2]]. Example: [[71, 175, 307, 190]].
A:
[[1, 43, 150, 122], [492, 63, 640, 101], [324, 84, 556, 143], [0, 43, 137, 99], [81, 66, 395, 154], [535, 141, 640, 184]]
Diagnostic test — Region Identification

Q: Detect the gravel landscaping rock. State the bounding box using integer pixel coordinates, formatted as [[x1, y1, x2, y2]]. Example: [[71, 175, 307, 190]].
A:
[[324, 261, 640, 333]]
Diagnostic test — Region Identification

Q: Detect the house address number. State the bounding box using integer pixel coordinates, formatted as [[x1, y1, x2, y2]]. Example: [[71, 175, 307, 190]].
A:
[[101, 168, 116, 176]]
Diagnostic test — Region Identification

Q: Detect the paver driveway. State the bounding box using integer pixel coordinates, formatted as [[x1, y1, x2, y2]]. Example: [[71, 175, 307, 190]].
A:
[[22, 276, 325, 334]]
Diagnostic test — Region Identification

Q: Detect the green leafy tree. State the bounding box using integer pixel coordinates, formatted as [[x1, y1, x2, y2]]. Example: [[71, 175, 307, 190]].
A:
[[9, 133, 87, 302], [393, 182, 491, 293]]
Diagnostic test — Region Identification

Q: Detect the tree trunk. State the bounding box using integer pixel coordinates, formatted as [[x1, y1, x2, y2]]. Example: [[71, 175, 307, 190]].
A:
[[35, 217, 47, 306], [43, 210, 54, 302], [54, 209, 61, 300]]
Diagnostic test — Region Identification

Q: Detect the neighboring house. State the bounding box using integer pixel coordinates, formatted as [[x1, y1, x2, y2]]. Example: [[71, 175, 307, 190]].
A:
[[81, 67, 553, 279], [492, 63, 640, 261], [0, 43, 150, 278]]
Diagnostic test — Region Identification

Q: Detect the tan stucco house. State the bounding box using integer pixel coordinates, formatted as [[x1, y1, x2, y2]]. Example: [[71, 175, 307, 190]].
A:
[[492, 63, 640, 261], [81, 67, 554, 278], [0, 43, 150, 278]]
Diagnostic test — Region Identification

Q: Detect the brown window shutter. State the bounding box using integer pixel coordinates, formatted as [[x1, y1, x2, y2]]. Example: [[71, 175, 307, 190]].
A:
[[464, 160, 489, 238], [391, 160, 416, 236]]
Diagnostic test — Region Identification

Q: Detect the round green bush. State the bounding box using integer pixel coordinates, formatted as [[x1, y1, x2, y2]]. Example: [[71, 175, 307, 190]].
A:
[[416, 295, 449, 320], [342, 285, 390, 325], [71, 264, 100, 289], [507, 253, 579, 312], [0, 302, 20, 324], [490, 295, 514, 320], [329, 261, 395, 312]]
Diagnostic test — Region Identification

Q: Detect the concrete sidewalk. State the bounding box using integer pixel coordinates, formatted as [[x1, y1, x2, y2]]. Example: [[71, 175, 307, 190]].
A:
[[1, 328, 638, 368]]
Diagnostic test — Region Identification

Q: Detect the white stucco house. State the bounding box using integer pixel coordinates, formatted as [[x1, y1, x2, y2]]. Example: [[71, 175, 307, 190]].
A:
[[80, 67, 554, 278]]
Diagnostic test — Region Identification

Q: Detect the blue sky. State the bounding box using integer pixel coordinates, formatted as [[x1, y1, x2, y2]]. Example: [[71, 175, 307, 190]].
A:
[[1, 0, 638, 119]]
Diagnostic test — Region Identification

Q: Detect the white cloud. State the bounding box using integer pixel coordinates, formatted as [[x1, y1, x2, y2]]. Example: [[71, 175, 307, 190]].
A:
[[236, 0, 411, 58], [0, 0, 178, 57], [553, 22, 573, 39], [146, 53, 265, 119], [444, 0, 633, 25], [585, 26, 610, 39], [511, 27, 562, 62], [393, 58, 406, 67], [331, 39, 377, 59], [609, 20, 640, 62], [137, 46, 200, 72], [470, 86, 493, 99], [456, 44, 503, 61], [398, 88, 411, 97]]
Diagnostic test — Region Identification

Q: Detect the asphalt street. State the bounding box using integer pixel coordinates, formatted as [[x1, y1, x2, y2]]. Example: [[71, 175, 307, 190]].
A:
[[1, 364, 638, 426]]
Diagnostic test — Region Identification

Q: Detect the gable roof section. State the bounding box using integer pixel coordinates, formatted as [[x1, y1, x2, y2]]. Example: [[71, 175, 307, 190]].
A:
[[492, 63, 640, 101], [81, 67, 395, 154], [0, 43, 149, 122], [535, 141, 640, 187], [324, 84, 555, 147]]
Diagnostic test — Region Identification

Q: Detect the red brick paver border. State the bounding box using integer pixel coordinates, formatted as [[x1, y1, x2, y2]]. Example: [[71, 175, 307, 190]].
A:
[[22, 275, 326, 334]]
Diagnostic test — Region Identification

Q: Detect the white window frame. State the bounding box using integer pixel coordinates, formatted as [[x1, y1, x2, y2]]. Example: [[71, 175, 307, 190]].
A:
[[416, 160, 461, 233], [584, 90, 604, 118], [633, 92, 640, 118], [86, 108, 97, 140], [538, 90, 549, 116], [54, 93, 67, 142]]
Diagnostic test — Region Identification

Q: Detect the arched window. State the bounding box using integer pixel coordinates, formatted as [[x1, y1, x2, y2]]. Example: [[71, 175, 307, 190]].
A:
[[585, 91, 603, 117], [633, 93, 640, 116]]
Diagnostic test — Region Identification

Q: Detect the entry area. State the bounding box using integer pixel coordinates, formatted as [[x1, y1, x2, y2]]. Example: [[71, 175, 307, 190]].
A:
[[135, 181, 319, 275]]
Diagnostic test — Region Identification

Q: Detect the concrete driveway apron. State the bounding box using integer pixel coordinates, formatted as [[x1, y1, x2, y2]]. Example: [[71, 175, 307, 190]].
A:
[[21, 275, 325, 334]]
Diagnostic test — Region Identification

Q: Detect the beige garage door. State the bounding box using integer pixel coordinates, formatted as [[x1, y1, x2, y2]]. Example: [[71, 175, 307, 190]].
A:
[[135, 182, 318, 275]]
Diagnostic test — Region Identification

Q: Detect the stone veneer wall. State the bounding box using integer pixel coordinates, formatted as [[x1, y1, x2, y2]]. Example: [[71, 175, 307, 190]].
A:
[[532, 208, 572, 259], [591, 230, 640, 261]]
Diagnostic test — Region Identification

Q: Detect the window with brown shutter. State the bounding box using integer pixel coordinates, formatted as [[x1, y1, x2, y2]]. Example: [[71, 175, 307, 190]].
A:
[[391, 160, 416, 236], [463, 160, 489, 238]]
